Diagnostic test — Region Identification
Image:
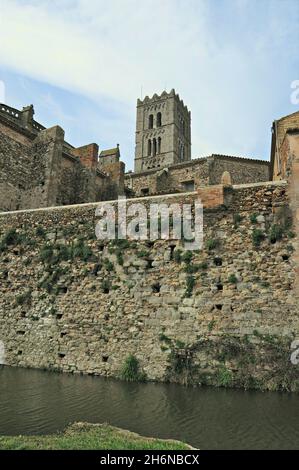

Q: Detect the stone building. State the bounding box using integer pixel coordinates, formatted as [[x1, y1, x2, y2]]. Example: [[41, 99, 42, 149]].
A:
[[125, 90, 270, 197], [1, 90, 299, 212], [0, 103, 125, 211]]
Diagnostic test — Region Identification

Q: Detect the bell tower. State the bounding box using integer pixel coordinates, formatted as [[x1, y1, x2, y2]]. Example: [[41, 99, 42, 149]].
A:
[[134, 89, 191, 173]]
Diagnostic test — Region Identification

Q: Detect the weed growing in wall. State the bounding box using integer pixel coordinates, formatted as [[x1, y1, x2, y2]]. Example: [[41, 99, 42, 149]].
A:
[[252, 228, 265, 247], [120, 355, 147, 382]]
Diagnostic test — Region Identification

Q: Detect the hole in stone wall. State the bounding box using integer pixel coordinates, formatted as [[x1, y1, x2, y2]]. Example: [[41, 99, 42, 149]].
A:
[[104, 313, 110, 321], [147, 259, 154, 269], [103, 287, 110, 294], [282, 254, 290, 261], [216, 283, 223, 291], [59, 286, 68, 294], [92, 264, 101, 276], [58, 353, 66, 359], [169, 245, 176, 260], [17, 350, 22, 355], [152, 282, 161, 293], [16, 330, 25, 335], [60, 332, 67, 338], [21, 311, 26, 318], [102, 355, 109, 363], [56, 313, 63, 320], [214, 257, 222, 266], [215, 304, 223, 310]]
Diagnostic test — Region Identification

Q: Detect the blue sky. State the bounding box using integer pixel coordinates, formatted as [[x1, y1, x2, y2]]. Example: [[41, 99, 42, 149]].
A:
[[0, 0, 298, 170]]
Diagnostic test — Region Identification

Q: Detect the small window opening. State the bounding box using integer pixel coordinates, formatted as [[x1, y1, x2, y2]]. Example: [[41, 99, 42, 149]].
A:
[[152, 282, 161, 293], [157, 112, 162, 127], [149, 114, 154, 129]]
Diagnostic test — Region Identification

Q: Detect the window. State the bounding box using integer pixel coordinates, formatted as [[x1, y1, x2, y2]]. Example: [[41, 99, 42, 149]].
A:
[[149, 114, 154, 129], [148, 139, 152, 156], [158, 137, 161, 154], [153, 138, 157, 156], [157, 112, 162, 127], [182, 180, 194, 191], [179, 142, 185, 161]]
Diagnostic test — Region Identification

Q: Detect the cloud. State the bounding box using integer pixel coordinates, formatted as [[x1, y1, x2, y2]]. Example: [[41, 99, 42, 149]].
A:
[[0, 0, 298, 168]]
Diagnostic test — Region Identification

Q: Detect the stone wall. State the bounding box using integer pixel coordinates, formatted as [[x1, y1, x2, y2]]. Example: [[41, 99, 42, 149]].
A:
[[0, 181, 298, 391], [126, 156, 270, 197]]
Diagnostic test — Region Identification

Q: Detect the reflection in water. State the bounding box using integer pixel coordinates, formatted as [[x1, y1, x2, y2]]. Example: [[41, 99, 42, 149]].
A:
[[0, 366, 298, 449]]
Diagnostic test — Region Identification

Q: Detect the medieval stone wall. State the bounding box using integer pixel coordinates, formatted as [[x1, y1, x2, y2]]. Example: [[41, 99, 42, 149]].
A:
[[0, 181, 298, 391], [125, 156, 269, 197]]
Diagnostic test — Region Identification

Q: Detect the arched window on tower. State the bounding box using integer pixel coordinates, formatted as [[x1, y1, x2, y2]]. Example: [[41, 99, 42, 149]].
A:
[[149, 114, 154, 129], [157, 112, 162, 127], [158, 137, 161, 154], [148, 139, 152, 156], [153, 138, 157, 156]]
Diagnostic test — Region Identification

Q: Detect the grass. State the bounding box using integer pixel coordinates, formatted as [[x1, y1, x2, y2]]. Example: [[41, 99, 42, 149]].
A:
[[120, 354, 147, 382], [0, 422, 192, 450]]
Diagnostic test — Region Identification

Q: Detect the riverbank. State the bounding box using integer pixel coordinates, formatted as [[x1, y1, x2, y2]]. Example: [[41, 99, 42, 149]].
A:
[[0, 422, 192, 450]]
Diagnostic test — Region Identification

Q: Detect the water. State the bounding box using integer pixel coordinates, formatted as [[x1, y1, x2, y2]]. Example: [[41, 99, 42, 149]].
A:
[[0, 366, 298, 449]]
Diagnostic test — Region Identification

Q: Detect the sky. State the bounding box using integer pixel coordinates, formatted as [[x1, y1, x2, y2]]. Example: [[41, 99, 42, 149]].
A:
[[0, 0, 298, 170]]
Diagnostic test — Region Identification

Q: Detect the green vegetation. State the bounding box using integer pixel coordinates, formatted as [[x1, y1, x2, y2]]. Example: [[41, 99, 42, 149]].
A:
[[228, 273, 238, 284], [40, 240, 93, 265], [250, 213, 258, 224], [205, 238, 219, 251], [0, 228, 20, 252], [159, 333, 172, 344], [35, 226, 46, 238], [136, 249, 149, 258], [16, 289, 32, 306], [233, 213, 242, 228], [185, 275, 195, 297], [207, 319, 216, 332], [120, 354, 147, 382], [181, 250, 193, 264], [252, 228, 265, 247], [103, 258, 114, 272], [269, 224, 284, 243], [0, 422, 190, 450], [173, 249, 183, 263], [216, 366, 233, 387]]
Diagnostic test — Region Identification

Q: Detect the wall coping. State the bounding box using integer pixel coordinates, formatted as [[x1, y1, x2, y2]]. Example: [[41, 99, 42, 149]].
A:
[[0, 180, 287, 217]]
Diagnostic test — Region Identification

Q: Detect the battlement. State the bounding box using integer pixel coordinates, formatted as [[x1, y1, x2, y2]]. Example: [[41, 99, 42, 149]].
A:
[[137, 89, 190, 114]]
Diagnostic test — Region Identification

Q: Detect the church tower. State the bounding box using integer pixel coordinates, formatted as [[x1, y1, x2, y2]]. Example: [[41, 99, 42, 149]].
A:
[[134, 89, 191, 172]]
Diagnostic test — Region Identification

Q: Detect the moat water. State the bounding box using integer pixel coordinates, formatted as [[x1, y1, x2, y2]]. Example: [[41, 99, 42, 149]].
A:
[[0, 366, 298, 449]]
